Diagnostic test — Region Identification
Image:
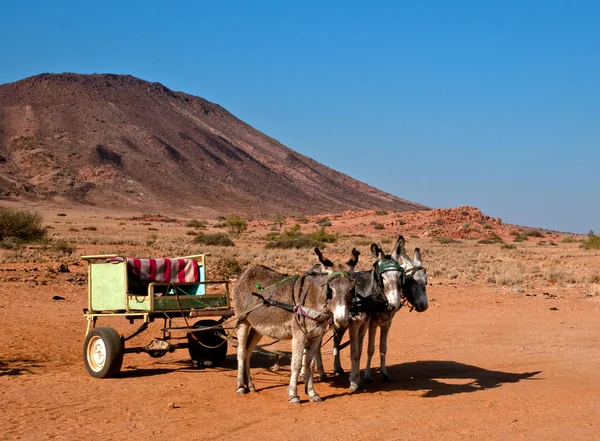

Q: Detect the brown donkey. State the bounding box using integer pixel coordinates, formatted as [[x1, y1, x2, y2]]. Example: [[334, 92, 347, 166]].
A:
[[232, 248, 359, 404]]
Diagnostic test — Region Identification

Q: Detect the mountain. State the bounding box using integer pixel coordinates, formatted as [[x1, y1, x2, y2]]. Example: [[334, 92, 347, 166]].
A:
[[0, 73, 427, 217]]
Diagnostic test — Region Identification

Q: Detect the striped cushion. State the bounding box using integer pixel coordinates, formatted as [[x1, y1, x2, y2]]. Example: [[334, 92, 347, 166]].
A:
[[127, 258, 199, 283]]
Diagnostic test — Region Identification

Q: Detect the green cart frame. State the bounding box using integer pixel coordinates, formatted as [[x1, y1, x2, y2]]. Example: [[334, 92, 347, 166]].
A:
[[81, 253, 235, 378]]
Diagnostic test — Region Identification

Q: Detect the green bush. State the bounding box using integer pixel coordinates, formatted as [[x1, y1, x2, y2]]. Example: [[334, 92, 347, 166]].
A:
[[312, 227, 338, 244], [295, 216, 309, 224], [0, 207, 47, 243], [185, 219, 206, 228], [224, 214, 248, 237], [375, 210, 388, 216], [561, 236, 576, 243], [582, 234, 600, 250], [193, 233, 234, 247]]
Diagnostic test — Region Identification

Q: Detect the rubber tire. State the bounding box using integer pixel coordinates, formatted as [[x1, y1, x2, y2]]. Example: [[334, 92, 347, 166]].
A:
[[188, 320, 227, 368], [83, 327, 124, 378]]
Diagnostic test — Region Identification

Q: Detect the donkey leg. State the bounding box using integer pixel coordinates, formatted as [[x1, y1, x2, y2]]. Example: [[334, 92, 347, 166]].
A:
[[364, 320, 378, 383], [379, 322, 392, 382], [314, 343, 328, 381], [288, 334, 306, 404], [235, 322, 250, 394], [245, 329, 263, 392], [304, 338, 324, 402], [348, 321, 364, 392], [332, 327, 346, 376]]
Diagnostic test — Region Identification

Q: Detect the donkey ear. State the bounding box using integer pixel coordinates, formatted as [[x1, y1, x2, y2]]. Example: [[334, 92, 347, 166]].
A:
[[315, 247, 334, 268], [392, 235, 405, 260], [370, 243, 382, 258], [346, 248, 360, 268], [413, 247, 422, 264]]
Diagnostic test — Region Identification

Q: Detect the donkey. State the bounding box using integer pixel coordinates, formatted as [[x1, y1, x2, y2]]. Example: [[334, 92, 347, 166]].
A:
[[363, 238, 428, 383], [232, 248, 359, 404], [317, 237, 406, 392]]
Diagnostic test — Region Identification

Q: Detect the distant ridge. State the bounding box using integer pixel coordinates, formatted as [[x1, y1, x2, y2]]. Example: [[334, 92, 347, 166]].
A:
[[0, 73, 428, 217]]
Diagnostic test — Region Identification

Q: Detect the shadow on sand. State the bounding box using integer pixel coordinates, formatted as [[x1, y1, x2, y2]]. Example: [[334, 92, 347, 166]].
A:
[[327, 360, 541, 398], [118, 351, 284, 378], [0, 358, 41, 377]]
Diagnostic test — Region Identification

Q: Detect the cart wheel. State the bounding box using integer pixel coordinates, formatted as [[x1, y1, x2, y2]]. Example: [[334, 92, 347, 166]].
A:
[[188, 320, 227, 368], [83, 327, 124, 378]]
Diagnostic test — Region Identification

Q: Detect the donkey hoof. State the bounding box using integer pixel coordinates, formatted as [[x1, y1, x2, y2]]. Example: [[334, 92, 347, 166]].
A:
[[288, 396, 301, 405], [318, 373, 329, 382], [309, 395, 323, 403], [349, 382, 364, 393], [333, 368, 345, 376], [236, 387, 248, 395], [382, 374, 392, 383], [363, 375, 373, 384], [248, 385, 256, 392]]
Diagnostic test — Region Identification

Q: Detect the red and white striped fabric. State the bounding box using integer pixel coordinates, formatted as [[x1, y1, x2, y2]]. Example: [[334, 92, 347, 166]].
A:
[[127, 258, 199, 283]]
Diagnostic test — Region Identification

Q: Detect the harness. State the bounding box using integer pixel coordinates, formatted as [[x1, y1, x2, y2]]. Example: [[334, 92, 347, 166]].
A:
[[251, 271, 353, 326], [350, 258, 404, 315]]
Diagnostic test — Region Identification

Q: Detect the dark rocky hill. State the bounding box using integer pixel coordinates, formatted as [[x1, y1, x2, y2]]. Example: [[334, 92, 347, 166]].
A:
[[0, 73, 427, 217]]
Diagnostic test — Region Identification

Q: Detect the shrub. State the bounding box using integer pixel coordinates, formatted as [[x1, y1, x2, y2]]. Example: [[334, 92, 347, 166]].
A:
[[57, 213, 67, 217], [312, 227, 338, 244], [54, 239, 74, 254], [397, 219, 406, 226], [436, 237, 462, 244], [501, 243, 517, 250], [482, 223, 492, 229], [371, 222, 385, 230], [68, 227, 79, 232], [296, 216, 309, 224], [478, 233, 504, 244], [375, 210, 388, 216], [0, 237, 19, 250], [435, 219, 445, 225], [273, 214, 286, 232], [224, 214, 248, 237], [185, 219, 206, 228], [193, 233, 234, 247], [218, 257, 242, 278], [582, 234, 600, 250], [524, 229, 544, 238], [0, 207, 47, 243], [82, 226, 97, 231], [265, 235, 316, 249], [561, 236, 576, 243]]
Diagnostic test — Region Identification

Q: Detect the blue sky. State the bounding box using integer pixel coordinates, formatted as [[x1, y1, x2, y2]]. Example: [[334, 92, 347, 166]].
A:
[[1, 1, 598, 233]]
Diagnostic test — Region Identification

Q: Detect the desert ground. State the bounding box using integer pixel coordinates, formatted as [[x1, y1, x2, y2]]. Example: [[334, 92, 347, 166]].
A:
[[1, 204, 599, 440]]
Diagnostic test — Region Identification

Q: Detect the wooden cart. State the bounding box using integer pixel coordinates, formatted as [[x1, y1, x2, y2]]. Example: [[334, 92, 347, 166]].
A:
[[81, 254, 234, 378]]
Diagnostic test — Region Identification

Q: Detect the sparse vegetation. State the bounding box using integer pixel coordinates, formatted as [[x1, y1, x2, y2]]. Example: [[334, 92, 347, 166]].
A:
[[224, 214, 248, 237], [185, 219, 206, 229], [54, 239, 74, 254], [193, 233, 234, 247], [582, 232, 600, 250], [525, 229, 544, 238], [82, 226, 97, 231], [0, 207, 47, 244], [436, 237, 462, 244], [375, 210, 388, 216]]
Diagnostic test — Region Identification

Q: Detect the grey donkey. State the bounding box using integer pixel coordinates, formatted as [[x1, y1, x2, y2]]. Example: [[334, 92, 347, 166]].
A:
[[363, 238, 428, 383], [232, 247, 359, 404], [312, 236, 428, 388]]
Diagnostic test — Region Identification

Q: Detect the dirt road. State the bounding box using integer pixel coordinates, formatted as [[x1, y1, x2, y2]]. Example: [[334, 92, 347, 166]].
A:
[[1, 262, 599, 440]]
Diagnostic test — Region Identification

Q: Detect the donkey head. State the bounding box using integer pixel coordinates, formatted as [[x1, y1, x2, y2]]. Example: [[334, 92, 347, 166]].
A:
[[370, 242, 403, 311], [314, 247, 359, 329], [392, 236, 428, 312]]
